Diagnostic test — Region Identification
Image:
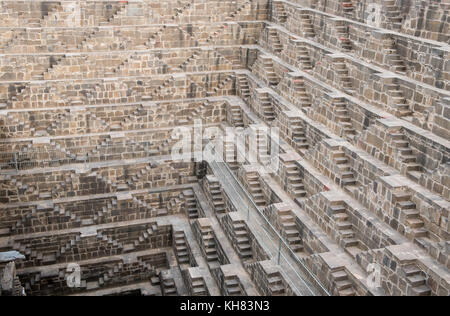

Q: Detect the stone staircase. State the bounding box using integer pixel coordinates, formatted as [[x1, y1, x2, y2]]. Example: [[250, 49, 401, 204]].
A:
[[107, 53, 142, 76], [176, 26, 197, 45], [225, 143, 240, 175], [47, 141, 77, 162], [299, 11, 315, 38], [77, 28, 100, 50], [131, 196, 159, 216], [159, 270, 178, 296], [245, 173, 267, 207], [176, 100, 199, 124], [176, 51, 201, 71], [146, 25, 168, 48], [97, 3, 128, 26], [185, 79, 207, 98], [207, 75, 234, 97], [259, 92, 276, 122], [386, 83, 413, 117], [231, 219, 252, 259], [28, 55, 64, 80], [170, 2, 193, 22], [128, 139, 155, 157], [224, 275, 244, 295], [340, 1, 355, 19], [51, 172, 77, 199], [255, 128, 272, 166], [329, 202, 367, 258], [331, 268, 356, 296], [98, 262, 122, 290], [146, 76, 175, 101], [44, 111, 70, 135], [392, 190, 427, 239], [403, 264, 431, 296], [268, 28, 283, 53], [204, 24, 229, 44], [59, 235, 84, 260], [213, 50, 239, 69], [79, 136, 112, 161], [8, 176, 38, 197], [128, 224, 160, 253], [277, 209, 303, 253], [383, 0, 403, 30], [206, 176, 227, 215], [237, 74, 251, 101], [39, 2, 64, 27], [290, 119, 309, 152], [96, 232, 123, 252], [8, 85, 33, 108], [90, 171, 120, 192], [146, 4, 192, 46], [12, 142, 34, 161], [332, 97, 356, 139], [261, 56, 280, 86], [9, 206, 38, 235], [332, 58, 355, 95], [0, 0, 447, 298], [182, 189, 199, 219], [84, 110, 110, 131], [334, 21, 352, 51], [332, 149, 357, 188], [125, 164, 157, 190], [383, 37, 408, 74], [273, 1, 287, 23], [14, 3, 59, 28], [116, 106, 144, 130], [187, 272, 208, 296], [389, 131, 423, 181], [204, 0, 253, 44], [173, 231, 190, 266], [97, 199, 118, 222], [297, 45, 313, 70], [166, 195, 183, 215], [292, 78, 312, 108], [225, 0, 253, 21], [103, 2, 129, 25], [108, 52, 164, 78], [267, 270, 286, 295], [230, 104, 245, 128], [285, 163, 307, 199], [200, 225, 220, 265], [1, 30, 26, 52]]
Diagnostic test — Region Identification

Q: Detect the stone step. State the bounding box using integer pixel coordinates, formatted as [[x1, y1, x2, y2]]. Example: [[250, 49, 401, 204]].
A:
[[403, 265, 421, 276], [343, 238, 359, 248], [406, 218, 424, 229], [340, 229, 355, 238], [407, 274, 426, 287], [411, 285, 431, 296]]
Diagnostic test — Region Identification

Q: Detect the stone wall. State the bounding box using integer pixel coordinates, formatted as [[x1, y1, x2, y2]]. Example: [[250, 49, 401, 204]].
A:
[[286, 0, 449, 42]]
